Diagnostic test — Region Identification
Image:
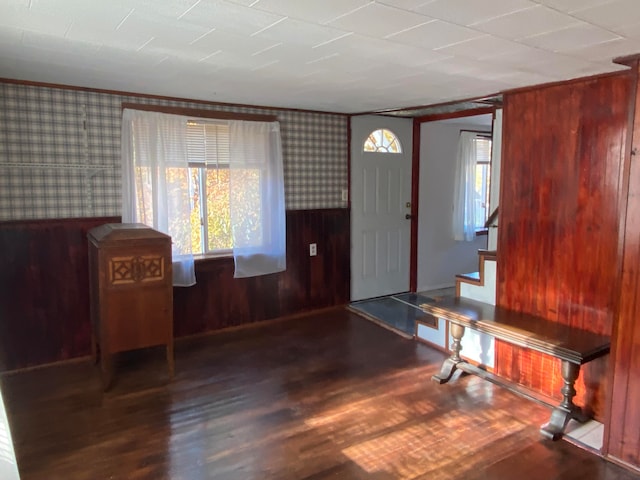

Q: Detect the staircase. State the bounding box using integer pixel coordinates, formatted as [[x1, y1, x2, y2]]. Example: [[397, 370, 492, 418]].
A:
[[416, 249, 498, 367], [455, 249, 497, 306], [451, 249, 498, 368]]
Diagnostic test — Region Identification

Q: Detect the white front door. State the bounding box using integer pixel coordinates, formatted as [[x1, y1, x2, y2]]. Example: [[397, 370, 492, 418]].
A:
[[351, 115, 413, 301]]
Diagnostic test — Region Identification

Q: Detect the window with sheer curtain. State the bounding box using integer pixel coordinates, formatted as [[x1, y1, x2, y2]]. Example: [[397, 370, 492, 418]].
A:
[[452, 131, 492, 242], [186, 120, 234, 254], [121, 108, 286, 286]]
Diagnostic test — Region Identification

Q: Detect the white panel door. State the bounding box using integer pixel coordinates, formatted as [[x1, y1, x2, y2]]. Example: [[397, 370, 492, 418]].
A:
[[351, 115, 413, 301]]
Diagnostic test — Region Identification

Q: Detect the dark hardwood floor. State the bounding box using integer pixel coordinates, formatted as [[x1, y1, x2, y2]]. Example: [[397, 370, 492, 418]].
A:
[[1, 308, 637, 480]]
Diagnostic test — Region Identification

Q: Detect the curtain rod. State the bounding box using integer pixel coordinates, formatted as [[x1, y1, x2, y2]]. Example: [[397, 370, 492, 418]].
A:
[[460, 128, 492, 138], [121, 103, 278, 123]]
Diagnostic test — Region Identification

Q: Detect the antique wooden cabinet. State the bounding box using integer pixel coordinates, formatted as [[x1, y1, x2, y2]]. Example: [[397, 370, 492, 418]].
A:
[[88, 223, 173, 388]]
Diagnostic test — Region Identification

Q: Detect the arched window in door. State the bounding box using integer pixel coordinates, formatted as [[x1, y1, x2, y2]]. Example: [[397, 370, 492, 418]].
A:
[[363, 128, 402, 153]]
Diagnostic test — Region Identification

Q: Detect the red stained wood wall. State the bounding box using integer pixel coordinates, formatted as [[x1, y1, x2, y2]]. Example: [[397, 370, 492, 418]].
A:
[[607, 62, 640, 467], [0, 209, 350, 371], [497, 72, 632, 418]]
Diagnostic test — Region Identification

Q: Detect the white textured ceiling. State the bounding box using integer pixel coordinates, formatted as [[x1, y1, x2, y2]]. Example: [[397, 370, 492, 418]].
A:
[[1, 0, 640, 113]]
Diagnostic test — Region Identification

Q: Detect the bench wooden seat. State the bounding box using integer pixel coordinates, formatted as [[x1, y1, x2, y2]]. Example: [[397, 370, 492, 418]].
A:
[[419, 296, 610, 441]]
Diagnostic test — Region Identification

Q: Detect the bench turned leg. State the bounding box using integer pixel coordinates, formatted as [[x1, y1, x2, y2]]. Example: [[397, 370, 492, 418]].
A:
[[432, 323, 465, 384], [540, 360, 589, 440]]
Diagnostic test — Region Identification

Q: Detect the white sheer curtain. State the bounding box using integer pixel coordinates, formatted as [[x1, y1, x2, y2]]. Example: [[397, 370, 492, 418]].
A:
[[452, 131, 478, 242], [229, 121, 286, 278], [121, 109, 196, 286]]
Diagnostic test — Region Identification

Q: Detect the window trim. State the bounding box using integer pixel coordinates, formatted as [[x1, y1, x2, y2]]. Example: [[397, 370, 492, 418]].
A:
[[460, 129, 492, 232], [193, 250, 234, 263], [121, 102, 278, 123]]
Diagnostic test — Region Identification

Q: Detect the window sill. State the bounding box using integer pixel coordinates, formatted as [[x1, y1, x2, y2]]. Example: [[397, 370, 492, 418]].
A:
[[193, 252, 233, 264]]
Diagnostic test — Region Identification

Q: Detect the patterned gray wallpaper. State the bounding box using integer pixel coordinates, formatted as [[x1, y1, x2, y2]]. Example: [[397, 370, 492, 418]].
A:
[[0, 82, 349, 220]]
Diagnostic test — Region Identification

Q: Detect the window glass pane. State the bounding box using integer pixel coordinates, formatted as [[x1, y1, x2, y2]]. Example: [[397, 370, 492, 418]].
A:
[[381, 131, 390, 148], [485, 167, 491, 222], [205, 168, 233, 251], [375, 129, 383, 147], [363, 129, 403, 153], [475, 164, 487, 229], [364, 133, 377, 152], [189, 168, 203, 254], [472, 136, 492, 229], [382, 130, 394, 149]]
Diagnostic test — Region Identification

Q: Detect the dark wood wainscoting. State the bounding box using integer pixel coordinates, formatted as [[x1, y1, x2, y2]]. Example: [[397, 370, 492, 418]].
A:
[[173, 208, 350, 336], [0, 217, 120, 371], [497, 72, 632, 418], [0, 209, 350, 372]]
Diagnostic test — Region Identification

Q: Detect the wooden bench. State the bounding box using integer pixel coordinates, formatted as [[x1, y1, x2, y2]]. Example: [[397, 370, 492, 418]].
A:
[[418, 296, 610, 441]]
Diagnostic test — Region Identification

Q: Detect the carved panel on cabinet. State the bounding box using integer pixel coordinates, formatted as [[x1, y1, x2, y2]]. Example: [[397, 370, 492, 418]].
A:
[[109, 255, 165, 285]]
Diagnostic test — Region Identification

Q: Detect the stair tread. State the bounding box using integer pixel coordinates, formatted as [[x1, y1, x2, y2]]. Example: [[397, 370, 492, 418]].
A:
[[457, 271, 481, 281]]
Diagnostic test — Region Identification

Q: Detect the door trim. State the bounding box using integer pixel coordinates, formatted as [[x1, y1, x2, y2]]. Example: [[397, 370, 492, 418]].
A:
[[410, 119, 420, 292]]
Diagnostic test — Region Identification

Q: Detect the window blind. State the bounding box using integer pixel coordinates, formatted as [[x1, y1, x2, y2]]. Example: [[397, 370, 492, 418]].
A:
[[186, 121, 230, 166], [474, 137, 492, 163]]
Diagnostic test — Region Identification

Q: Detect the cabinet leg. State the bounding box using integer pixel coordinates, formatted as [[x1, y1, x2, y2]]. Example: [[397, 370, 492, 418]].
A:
[[540, 360, 589, 440], [167, 343, 174, 379], [432, 323, 465, 384], [90, 333, 98, 364]]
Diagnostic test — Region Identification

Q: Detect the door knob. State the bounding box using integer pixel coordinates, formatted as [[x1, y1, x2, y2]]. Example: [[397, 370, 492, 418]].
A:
[[405, 214, 412, 220]]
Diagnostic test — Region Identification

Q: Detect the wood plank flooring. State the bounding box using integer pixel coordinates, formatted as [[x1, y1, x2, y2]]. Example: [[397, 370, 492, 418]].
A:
[[1, 308, 637, 480]]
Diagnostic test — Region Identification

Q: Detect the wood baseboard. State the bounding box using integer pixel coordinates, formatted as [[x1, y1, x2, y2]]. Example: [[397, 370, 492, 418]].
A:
[[0, 305, 349, 376], [0, 355, 92, 377], [605, 455, 640, 476]]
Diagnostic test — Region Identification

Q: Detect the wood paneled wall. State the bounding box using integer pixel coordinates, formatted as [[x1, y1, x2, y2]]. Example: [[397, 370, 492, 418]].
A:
[[497, 73, 632, 416], [607, 62, 640, 467], [173, 209, 350, 336], [0, 217, 120, 371], [0, 209, 350, 371]]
